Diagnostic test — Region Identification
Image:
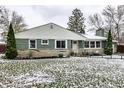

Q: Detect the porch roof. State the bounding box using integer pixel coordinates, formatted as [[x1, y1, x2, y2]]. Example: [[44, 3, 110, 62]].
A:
[[81, 34, 107, 41]]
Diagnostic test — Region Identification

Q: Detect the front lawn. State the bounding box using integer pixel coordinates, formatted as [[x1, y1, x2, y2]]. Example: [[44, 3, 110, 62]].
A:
[[0, 57, 124, 88]]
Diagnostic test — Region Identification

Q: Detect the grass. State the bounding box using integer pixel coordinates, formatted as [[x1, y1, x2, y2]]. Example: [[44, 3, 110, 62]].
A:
[[0, 57, 124, 88]]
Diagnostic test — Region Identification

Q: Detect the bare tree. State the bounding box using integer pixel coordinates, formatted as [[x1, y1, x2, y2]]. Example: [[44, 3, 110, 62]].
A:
[[0, 6, 10, 31], [0, 6, 27, 41], [89, 13, 104, 31], [0, 6, 27, 33], [102, 5, 124, 43], [11, 11, 27, 32]]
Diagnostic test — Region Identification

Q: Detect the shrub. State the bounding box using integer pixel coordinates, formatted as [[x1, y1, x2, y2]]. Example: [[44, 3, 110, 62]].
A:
[[82, 52, 90, 56], [58, 54, 63, 58], [104, 30, 113, 55], [5, 23, 18, 59], [28, 50, 33, 58], [70, 51, 74, 56]]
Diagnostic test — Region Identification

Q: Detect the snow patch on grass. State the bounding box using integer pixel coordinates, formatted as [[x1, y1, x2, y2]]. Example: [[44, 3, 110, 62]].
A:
[[0, 71, 55, 88], [9, 71, 55, 88], [0, 56, 124, 87]]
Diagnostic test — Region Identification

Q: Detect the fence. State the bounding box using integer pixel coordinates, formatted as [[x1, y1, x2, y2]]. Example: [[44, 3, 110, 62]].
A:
[[90, 54, 124, 59], [117, 45, 124, 53]]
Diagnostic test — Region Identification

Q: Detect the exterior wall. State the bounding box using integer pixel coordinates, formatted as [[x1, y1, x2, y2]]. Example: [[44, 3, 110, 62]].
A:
[[102, 41, 106, 48], [67, 40, 72, 49], [101, 40, 117, 53], [96, 29, 104, 37], [17, 49, 71, 58], [78, 40, 105, 54], [16, 38, 117, 57], [16, 39, 72, 57], [37, 39, 55, 49], [16, 39, 72, 50], [78, 40, 84, 48], [78, 48, 104, 54], [16, 39, 29, 49]]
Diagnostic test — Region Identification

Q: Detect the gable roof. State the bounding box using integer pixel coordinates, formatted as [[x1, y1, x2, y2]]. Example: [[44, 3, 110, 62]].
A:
[[15, 23, 87, 40], [80, 34, 118, 42]]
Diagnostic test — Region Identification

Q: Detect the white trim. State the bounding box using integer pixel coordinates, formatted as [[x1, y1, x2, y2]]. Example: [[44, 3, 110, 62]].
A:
[[96, 41, 101, 48], [55, 40, 67, 49], [66, 40, 68, 49], [89, 41, 90, 48], [90, 41, 95, 48], [29, 39, 37, 49], [72, 40, 79, 53], [41, 39, 49, 45]]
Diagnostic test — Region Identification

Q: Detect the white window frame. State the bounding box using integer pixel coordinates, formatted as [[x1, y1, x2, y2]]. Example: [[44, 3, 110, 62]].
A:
[[96, 41, 101, 48], [41, 39, 49, 45], [29, 39, 37, 49], [55, 40, 67, 49], [84, 40, 101, 49], [90, 41, 95, 48]]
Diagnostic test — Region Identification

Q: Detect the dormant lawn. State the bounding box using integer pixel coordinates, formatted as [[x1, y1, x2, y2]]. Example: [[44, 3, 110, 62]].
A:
[[0, 56, 124, 88]]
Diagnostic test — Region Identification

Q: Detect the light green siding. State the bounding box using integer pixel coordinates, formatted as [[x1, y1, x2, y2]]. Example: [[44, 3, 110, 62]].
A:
[[101, 41, 117, 49], [67, 40, 72, 49], [16, 39, 29, 49], [79, 40, 84, 48], [16, 39, 72, 50], [102, 41, 106, 48], [37, 39, 55, 49], [96, 29, 105, 37]]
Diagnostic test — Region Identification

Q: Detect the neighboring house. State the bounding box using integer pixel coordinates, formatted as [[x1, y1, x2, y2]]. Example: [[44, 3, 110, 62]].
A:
[[15, 23, 117, 57]]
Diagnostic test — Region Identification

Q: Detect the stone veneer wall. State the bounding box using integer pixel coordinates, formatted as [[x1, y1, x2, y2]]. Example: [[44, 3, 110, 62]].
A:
[[17, 48, 116, 58], [17, 49, 71, 58], [78, 48, 104, 54]]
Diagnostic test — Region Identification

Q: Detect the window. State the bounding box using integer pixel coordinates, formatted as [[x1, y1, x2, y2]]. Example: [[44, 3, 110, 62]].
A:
[[90, 41, 95, 48], [84, 41, 89, 48], [41, 40, 49, 45], [84, 41, 101, 48], [56, 40, 66, 49], [29, 40, 37, 49], [96, 41, 101, 48]]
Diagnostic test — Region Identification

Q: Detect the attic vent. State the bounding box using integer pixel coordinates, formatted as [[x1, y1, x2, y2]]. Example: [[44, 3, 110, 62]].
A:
[[50, 24, 53, 29]]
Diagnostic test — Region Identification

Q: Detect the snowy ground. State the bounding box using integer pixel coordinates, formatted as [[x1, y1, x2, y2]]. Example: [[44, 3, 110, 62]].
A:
[[0, 56, 124, 88], [91, 54, 124, 59]]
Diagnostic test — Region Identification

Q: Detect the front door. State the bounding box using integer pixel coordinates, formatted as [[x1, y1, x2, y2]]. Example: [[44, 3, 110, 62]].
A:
[[72, 41, 78, 53]]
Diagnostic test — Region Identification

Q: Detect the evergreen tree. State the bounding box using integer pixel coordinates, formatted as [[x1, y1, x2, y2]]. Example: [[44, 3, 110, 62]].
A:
[[5, 23, 17, 59], [104, 30, 113, 55], [80, 27, 85, 34], [67, 8, 85, 33]]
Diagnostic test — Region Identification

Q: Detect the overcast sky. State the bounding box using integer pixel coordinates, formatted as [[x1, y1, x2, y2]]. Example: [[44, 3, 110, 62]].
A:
[[5, 5, 107, 31]]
